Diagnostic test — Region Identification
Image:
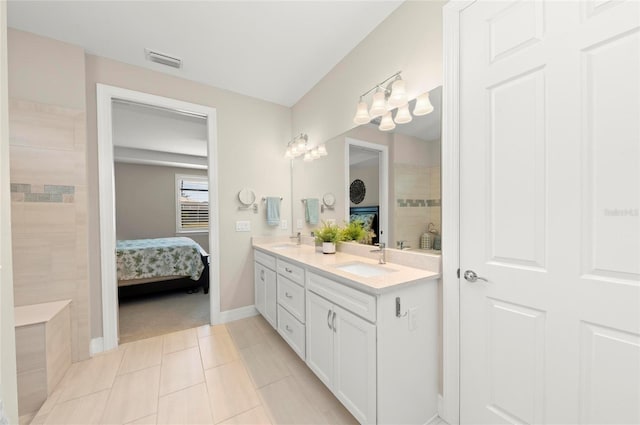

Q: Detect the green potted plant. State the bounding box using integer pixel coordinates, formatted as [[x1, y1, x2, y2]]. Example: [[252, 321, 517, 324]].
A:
[[342, 219, 366, 243], [314, 221, 343, 254]]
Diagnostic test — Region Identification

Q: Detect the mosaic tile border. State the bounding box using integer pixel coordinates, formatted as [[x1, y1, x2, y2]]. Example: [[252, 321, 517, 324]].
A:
[[11, 183, 75, 203], [397, 198, 441, 208]]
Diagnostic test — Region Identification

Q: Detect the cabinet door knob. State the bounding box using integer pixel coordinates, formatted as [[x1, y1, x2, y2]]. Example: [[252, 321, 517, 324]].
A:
[[285, 325, 293, 333], [285, 292, 293, 298], [285, 267, 293, 273], [327, 309, 332, 330], [260, 270, 265, 281]]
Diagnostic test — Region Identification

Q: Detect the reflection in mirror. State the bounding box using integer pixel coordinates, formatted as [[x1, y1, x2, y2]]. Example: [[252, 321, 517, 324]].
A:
[[292, 86, 442, 256]]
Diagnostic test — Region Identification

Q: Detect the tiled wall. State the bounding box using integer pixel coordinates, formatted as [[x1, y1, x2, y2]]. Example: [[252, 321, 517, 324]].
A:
[[11, 184, 75, 203], [9, 99, 89, 362], [394, 164, 441, 249]]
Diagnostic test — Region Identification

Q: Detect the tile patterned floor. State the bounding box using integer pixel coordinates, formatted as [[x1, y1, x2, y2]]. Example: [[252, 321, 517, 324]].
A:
[[24, 315, 360, 425]]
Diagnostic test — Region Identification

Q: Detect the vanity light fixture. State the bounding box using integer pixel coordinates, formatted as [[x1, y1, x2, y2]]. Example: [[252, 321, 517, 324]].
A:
[[352, 70, 433, 131], [412, 92, 434, 116], [284, 133, 328, 162]]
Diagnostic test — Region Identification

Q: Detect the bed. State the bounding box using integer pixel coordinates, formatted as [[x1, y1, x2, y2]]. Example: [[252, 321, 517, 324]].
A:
[[349, 205, 379, 245], [116, 237, 209, 297]]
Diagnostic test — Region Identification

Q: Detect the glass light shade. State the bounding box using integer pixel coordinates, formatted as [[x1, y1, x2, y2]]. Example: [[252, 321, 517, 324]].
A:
[[317, 144, 328, 156], [311, 148, 320, 159], [379, 111, 396, 131], [284, 147, 294, 158], [394, 103, 413, 124], [369, 91, 387, 118], [296, 137, 306, 151], [413, 92, 434, 116], [303, 152, 313, 162], [290, 145, 299, 156], [353, 101, 371, 125], [387, 79, 408, 108]]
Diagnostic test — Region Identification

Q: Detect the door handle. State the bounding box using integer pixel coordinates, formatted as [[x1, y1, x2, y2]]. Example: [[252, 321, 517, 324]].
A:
[[285, 292, 293, 299], [327, 309, 332, 330], [260, 270, 265, 281], [332, 311, 336, 333], [463, 270, 488, 283]]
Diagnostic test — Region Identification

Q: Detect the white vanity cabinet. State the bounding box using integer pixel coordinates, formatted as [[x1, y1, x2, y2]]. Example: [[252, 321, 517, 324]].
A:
[[254, 250, 277, 328], [276, 258, 306, 359], [253, 245, 439, 425], [307, 289, 376, 424], [306, 270, 438, 425]]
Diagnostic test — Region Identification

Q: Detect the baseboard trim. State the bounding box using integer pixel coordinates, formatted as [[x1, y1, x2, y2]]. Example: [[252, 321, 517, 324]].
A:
[[219, 305, 258, 323], [90, 337, 104, 356]]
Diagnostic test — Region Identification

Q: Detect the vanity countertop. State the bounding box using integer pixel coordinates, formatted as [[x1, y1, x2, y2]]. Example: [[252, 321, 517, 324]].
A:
[[252, 241, 440, 294]]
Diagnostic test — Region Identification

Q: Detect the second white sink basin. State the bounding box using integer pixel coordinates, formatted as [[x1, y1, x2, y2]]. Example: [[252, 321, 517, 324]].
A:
[[335, 262, 397, 278], [271, 244, 299, 250]]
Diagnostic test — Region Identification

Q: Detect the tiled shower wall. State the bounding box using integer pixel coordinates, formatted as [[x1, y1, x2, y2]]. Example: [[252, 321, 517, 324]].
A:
[[394, 164, 441, 249], [8, 30, 90, 361], [9, 99, 89, 362]]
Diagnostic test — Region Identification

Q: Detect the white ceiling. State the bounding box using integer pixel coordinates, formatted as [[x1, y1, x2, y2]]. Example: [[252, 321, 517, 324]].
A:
[[7, 0, 403, 107], [112, 100, 207, 156]]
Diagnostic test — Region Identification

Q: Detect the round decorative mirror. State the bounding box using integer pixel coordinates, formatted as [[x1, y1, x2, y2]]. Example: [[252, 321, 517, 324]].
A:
[[238, 188, 256, 206], [349, 179, 366, 204], [323, 192, 336, 207]]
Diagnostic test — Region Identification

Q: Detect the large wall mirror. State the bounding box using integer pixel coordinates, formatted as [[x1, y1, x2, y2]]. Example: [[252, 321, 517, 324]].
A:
[[292, 86, 442, 255]]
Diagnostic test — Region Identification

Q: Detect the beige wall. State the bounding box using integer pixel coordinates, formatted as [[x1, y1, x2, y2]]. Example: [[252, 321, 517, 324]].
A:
[[0, 3, 19, 422], [85, 54, 292, 338], [114, 163, 209, 252], [7, 29, 90, 362], [292, 1, 445, 148]]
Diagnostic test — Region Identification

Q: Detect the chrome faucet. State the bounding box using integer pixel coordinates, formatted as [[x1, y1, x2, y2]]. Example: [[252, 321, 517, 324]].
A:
[[397, 240, 410, 250], [289, 232, 301, 245], [370, 242, 386, 264]]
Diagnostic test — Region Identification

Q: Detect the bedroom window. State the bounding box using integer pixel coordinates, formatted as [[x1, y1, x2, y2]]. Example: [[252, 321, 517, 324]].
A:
[[176, 174, 209, 233]]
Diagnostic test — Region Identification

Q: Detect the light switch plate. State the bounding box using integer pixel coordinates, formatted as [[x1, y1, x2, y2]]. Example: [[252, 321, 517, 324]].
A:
[[235, 220, 251, 232], [280, 219, 288, 230], [296, 219, 303, 229]]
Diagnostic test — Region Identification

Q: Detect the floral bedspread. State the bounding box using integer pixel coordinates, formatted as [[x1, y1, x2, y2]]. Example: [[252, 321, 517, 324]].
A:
[[116, 237, 205, 281]]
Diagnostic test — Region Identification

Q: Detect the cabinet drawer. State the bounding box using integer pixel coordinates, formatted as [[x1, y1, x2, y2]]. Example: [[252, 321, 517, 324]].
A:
[[307, 272, 376, 323], [254, 249, 276, 269], [277, 305, 305, 360], [277, 259, 304, 286], [277, 276, 305, 322]]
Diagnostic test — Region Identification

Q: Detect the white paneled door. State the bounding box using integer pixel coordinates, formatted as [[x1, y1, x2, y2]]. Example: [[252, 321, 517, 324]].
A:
[[458, 1, 639, 424]]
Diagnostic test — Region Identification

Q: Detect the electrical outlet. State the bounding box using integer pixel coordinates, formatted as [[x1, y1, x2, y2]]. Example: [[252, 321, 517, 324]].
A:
[[235, 220, 251, 232], [408, 307, 418, 331], [296, 219, 303, 229], [280, 219, 288, 230]]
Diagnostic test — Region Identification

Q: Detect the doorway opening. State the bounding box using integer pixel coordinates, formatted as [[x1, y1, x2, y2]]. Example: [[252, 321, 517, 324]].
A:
[[345, 138, 389, 246], [97, 84, 220, 352]]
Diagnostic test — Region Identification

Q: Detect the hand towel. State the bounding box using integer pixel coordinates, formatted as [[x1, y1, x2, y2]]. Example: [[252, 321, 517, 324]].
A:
[[305, 198, 320, 225], [266, 197, 281, 226]]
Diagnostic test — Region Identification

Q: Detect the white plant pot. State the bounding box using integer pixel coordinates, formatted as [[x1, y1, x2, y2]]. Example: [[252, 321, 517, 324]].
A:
[[322, 242, 336, 254]]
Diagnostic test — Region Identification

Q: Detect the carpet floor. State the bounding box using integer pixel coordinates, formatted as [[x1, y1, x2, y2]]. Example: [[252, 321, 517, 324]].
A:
[[118, 288, 210, 344]]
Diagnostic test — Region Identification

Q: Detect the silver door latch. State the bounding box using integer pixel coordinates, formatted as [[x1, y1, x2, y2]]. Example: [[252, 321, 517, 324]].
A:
[[463, 270, 488, 283]]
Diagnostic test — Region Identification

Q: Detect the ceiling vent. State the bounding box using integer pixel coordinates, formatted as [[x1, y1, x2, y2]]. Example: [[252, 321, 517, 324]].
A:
[[145, 49, 182, 69]]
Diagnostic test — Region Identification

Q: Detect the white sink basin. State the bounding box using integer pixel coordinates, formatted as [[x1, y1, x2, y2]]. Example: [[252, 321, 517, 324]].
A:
[[335, 262, 397, 278], [271, 244, 299, 250]]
